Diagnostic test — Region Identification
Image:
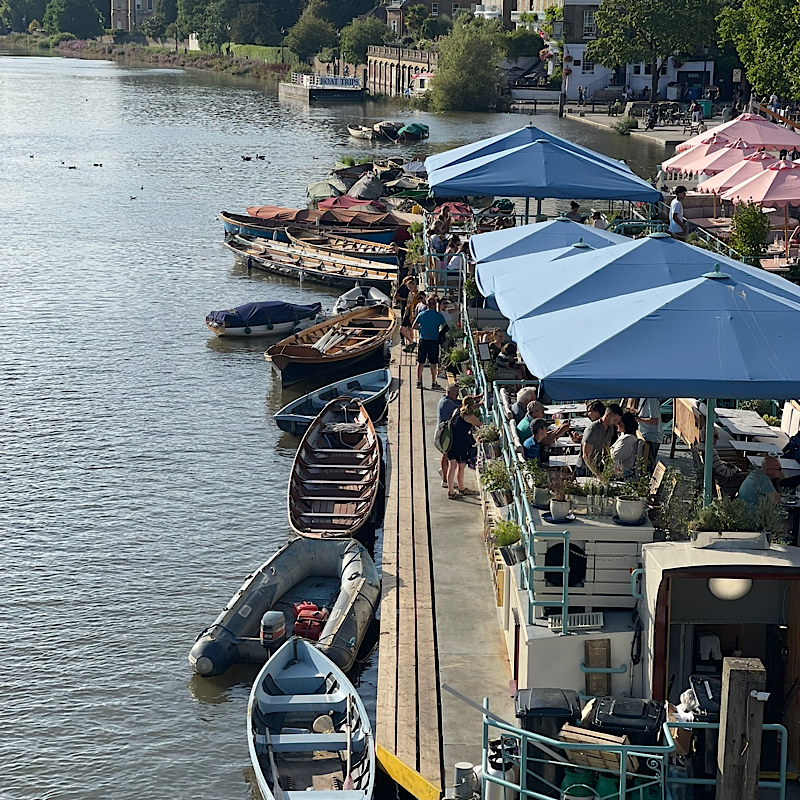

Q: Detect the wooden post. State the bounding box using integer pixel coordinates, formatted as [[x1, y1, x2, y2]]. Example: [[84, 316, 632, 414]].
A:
[[716, 657, 767, 800]]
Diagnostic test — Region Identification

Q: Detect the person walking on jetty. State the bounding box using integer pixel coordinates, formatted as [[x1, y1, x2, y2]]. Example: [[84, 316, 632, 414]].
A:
[[437, 384, 461, 486], [414, 296, 448, 390], [446, 395, 483, 499]]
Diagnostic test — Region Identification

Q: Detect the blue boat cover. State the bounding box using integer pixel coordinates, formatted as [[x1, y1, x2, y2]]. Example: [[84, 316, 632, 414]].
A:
[[207, 301, 321, 327]]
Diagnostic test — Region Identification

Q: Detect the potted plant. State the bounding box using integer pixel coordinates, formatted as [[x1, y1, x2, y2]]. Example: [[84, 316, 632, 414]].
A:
[[523, 459, 550, 508], [480, 458, 513, 508], [493, 518, 526, 563], [688, 494, 787, 547], [458, 373, 476, 394], [565, 479, 589, 515], [615, 467, 651, 524], [449, 346, 470, 373], [548, 469, 572, 521], [475, 423, 502, 459]]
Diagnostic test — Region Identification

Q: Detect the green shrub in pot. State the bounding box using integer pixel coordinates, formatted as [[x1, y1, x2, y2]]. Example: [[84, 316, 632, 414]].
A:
[[493, 518, 521, 547]]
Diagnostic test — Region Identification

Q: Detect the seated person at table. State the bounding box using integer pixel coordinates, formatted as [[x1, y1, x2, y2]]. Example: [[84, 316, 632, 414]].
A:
[[496, 342, 525, 380], [610, 412, 640, 477], [510, 387, 537, 424], [565, 201, 584, 222], [578, 403, 623, 478], [737, 455, 783, 508], [487, 328, 505, 360], [695, 428, 746, 494], [586, 400, 605, 422], [520, 401, 570, 462]]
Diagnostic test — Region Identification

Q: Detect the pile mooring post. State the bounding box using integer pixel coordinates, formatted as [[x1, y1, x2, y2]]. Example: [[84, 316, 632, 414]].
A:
[[716, 656, 767, 800]]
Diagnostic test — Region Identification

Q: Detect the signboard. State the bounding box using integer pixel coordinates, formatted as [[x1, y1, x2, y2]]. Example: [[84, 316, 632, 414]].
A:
[[552, 21, 563, 39], [732, 68, 742, 83]]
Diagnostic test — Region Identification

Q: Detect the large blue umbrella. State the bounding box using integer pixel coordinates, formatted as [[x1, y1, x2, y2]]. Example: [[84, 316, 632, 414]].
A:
[[512, 271, 800, 400], [502, 232, 800, 335], [424, 123, 633, 174], [477, 240, 597, 299], [470, 217, 628, 265], [427, 138, 662, 202]]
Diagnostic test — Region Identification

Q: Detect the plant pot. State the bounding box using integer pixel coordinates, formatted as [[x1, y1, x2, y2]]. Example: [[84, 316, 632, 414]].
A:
[[511, 541, 527, 564], [531, 485, 550, 508], [549, 499, 571, 521], [616, 496, 646, 524], [481, 442, 502, 460], [567, 494, 588, 515], [490, 488, 513, 508]]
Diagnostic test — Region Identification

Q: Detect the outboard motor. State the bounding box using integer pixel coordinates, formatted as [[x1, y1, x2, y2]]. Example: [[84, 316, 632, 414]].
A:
[[260, 610, 287, 651]]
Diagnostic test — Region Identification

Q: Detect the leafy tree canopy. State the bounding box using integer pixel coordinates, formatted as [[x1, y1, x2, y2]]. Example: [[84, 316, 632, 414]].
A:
[[585, 0, 719, 97], [420, 12, 450, 39], [428, 15, 504, 112], [285, 5, 337, 62], [339, 16, 389, 64], [42, 0, 103, 37], [504, 27, 543, 59], [229, 1, 279, 45], [140, 0, 176, 37], [404, 3, 427, 36], [718, 0, 800, 98], [0, 0, 47, 32]]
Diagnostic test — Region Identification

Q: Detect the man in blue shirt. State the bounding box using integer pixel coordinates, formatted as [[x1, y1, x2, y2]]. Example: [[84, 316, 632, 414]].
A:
[[413, 296, 447, 390], [737, 456, 783, 508]]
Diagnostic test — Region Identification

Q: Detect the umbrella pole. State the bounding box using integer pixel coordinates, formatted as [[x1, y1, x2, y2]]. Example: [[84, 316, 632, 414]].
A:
[[786, 206, 790, 260], [703, 400, 717, 506], [525, 197, 530, 225], [536, 198, 542, 222], [713, 193, 716, 218]]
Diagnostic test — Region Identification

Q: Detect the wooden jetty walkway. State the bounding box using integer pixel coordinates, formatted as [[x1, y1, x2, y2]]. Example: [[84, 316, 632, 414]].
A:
[[376, 349, 514, 800]]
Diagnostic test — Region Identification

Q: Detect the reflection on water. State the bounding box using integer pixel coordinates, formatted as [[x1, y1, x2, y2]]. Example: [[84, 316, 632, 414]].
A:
[[0, 52, 661, 800]]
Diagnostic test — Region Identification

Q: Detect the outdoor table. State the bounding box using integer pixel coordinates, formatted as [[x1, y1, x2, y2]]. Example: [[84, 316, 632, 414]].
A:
[[747, 455, 800, 475], [545, 404, 587, 417], [551, 437, 581, 450], [730, 440, 782, 455], [566, 417, 592, 430], [718, 413, 778, 439], [549, 454, 581, 469]]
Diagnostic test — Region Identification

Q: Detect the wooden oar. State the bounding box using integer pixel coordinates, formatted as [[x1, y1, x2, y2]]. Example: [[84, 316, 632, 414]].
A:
[[264, 727, 287, 800], [343, 693, 355, 790]]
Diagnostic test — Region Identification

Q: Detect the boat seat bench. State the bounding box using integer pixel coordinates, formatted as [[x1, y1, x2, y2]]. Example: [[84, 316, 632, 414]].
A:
[[256, 690, 348, 713], [262, 732, 356, 751], [284, 792, 365, 800]]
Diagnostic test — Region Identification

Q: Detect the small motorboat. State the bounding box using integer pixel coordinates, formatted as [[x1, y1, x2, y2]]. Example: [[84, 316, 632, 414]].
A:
[[333, 285, 391, 316], [286, 227, 399, 264], [265, 304, 396, 387], [347, 123, 374, 140], [373, 120, 403, 141], [397, 122, 429, 141], [227, 236, 398, 294], [247, 637, 375, 800], [205, 301, 323, 337], [188, 537, 380, 676], [289, 397, 381, 539], [275, 368, 392, 436]]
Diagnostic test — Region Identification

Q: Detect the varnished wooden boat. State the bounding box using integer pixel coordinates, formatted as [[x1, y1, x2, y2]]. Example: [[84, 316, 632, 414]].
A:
[[227, 236, 397, 293], [265, 305, 396, 387], [347, 123, 374, 140], [289, 397, 381, 538], [286, 227, 399, 264], [220, 211, 397, 244], [373, 120, 403, 141]]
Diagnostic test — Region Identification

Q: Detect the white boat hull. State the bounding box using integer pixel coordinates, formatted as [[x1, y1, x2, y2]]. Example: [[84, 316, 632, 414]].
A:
[[207, 320, 306, 337]]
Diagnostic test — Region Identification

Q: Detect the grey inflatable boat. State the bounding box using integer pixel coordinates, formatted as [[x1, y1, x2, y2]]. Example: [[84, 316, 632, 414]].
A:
[[188, 537, 380, 677]]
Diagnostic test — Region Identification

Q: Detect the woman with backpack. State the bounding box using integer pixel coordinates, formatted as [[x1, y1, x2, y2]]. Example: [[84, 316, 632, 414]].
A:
[[445, 395, 483, 499]]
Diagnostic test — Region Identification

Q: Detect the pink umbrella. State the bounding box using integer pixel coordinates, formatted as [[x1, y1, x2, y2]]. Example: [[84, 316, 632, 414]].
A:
[[662, 133, 731, 173], [697, 152, 777, 194], [691, 140, 756, 176], [676, 112, 800, 153], [722, 160, 800, 257]]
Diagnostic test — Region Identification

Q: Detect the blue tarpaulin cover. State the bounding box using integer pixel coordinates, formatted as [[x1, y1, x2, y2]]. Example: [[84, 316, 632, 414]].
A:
[[424, 124, 633, 174], [470, 218, 629, 265], [207, 301, 321, 328], [511, 273, 800, 399], [428, 138, 662, 201], [503, 233, 800, 334]]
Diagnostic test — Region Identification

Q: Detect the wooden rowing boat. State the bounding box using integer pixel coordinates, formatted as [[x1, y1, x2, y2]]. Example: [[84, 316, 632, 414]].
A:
[[347, 123, 374, 140], [289, 397, 381, 538], [265, 305, 397, 387], [247, 637, 375, 800], [286, 227, 399, 264], [274, 368, 392, 436], [220, 211, 398, 244], [226, 236, 397, 293]]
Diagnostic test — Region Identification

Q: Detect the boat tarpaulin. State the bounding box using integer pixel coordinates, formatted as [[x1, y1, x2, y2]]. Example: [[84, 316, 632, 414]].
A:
[[207, 301, 322, 328], [348, 174, 385, 200], [245, 205, 406, 228], [318, 196, 386, 212]]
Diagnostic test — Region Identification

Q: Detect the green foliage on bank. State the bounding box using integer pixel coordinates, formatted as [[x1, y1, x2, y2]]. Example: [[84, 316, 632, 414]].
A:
[[284, 5, 337, 61], [43, 0, 103, 39], [339, 16, 389, 65], [228, 43, 292, 62]]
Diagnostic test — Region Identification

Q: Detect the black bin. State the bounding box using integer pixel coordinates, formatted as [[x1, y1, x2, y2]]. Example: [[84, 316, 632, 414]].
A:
[[589, 696, 666, 746], [515, 688, 581, 795], [689, 674, 721, 787]]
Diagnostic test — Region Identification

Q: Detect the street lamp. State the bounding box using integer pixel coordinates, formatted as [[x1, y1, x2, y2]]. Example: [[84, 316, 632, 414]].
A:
[[701, 44, 709, 98]]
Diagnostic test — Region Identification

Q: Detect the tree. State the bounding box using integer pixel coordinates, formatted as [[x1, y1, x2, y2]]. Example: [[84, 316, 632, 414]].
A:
[[285, 5, 337, 61], [504, 27, 543, 59], [140, 0, 177, 37], [404, 3, 427, 36], [42, 0, 103, 37], [718, 0, 800, 98], [420, 12, 451, 39], [429, 15, 504, 112], [585, 0, 719, 99], [0, 0, 47, 32], [729, 201, 770, 259], [339, 16, 389, 64], [229, 1, 280, 45]]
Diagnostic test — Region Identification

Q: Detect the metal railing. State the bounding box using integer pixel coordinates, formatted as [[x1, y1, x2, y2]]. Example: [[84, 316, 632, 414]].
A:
[[482, 699, 789, 800]]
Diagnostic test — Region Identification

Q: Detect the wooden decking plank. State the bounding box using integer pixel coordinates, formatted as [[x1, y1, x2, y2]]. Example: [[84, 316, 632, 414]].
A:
[[410, 378, 442, 788], [395, 362, 418, 768], [375, 360, 400, 753]]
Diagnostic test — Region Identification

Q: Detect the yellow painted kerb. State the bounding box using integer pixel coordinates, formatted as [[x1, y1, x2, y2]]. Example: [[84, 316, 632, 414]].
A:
[[376, 743, 442, 800]]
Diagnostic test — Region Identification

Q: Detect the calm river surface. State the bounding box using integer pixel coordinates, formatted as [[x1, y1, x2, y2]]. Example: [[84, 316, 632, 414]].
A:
[[0, 54, 662, 800]]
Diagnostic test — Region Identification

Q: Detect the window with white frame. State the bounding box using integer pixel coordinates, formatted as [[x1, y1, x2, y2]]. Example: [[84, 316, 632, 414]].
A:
[[391, 19, 397, 32], [135, 1, 141, 9], [431, 2, 438, 14], [147, 0, 152, 10], [633, 64, 641, 75], [582, 59, 594, 74], [451, 2, 458, 13], [582, 10, 596, 38]]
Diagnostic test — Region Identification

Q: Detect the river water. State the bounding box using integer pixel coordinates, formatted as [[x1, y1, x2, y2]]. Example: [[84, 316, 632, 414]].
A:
[[0, 53, 662, 800]]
